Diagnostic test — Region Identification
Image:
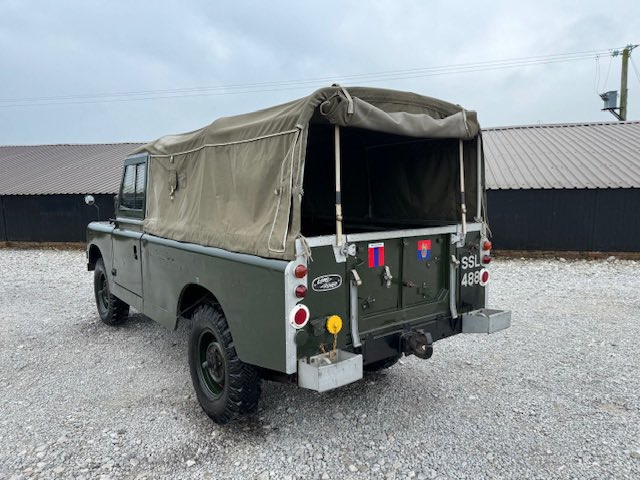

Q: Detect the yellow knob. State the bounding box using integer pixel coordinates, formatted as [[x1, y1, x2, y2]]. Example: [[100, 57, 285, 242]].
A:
[[326, 315, 343, 334]]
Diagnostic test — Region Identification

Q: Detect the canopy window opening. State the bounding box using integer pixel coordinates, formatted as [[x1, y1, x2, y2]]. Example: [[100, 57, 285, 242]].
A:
[[301, 124, 480, 237]]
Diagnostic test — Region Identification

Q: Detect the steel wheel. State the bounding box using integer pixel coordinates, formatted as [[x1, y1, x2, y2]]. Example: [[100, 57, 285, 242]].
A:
[[96, 270, 110, 315], [93, 257, 129, 326], [188, 303, 262, 423], [197, 331, 226, 398]]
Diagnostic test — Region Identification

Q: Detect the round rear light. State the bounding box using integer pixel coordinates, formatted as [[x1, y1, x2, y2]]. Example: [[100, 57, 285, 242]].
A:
[[483, 240, 492, 251], [482, 255, 491, 264], [290, 305, 310, 329], [480, 268, 489, 286], [294, 264, 308, 278], [295, 285, 307, 298]]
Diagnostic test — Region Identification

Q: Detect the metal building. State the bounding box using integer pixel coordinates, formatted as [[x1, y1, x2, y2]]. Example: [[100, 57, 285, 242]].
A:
[[484, 121, 640, 252], [0, 143, 142, 242], [1, 121, 639, 251]]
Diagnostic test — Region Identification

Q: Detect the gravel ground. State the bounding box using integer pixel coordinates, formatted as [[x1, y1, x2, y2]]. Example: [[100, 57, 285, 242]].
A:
[[1, 249, 639, 480]]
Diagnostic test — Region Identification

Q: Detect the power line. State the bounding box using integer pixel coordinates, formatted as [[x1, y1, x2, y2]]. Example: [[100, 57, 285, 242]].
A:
[[0, 47, 625, 108], [602, 54, 614, 91], [631, 56, 640, 85], [594, 55, 601, 94], [0, 47, 615, 103]]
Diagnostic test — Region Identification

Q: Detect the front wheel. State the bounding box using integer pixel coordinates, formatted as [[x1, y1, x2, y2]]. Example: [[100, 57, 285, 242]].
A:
[[94, 258, 129, 326], [188, 304, 261, 424]]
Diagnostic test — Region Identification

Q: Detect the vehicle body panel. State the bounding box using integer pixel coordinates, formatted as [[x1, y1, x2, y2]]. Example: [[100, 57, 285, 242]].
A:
[[88, 216, 492, 375], [111, 223, 143, 297], [143, 235, 288, 371]]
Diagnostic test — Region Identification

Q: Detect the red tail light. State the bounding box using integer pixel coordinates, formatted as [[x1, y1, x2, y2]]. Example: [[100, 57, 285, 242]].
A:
[[482, 255, 491, 264], [294, 264, 308, 278], [482, 240, 492, 251], [295, 285, 307, 298], [290, 305, 310, 329]]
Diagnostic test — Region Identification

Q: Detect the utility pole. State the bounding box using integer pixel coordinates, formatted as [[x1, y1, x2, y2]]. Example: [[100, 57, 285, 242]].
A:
[[600, 44, 637, 121], [619, 46, 632, 121]]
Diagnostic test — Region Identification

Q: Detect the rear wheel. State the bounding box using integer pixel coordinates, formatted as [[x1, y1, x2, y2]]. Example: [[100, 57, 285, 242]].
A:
[[188, 304, 261, 424], [94, 258, 129, 326]]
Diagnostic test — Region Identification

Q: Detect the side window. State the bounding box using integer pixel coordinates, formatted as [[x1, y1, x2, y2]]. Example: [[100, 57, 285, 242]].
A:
[[120, 164, 137, 209], [120, 161, 146, 212], [134, 163, 146, 209]]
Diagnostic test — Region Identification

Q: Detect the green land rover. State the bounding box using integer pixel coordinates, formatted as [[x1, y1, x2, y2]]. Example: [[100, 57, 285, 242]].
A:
[[86, 86, 510, 423]]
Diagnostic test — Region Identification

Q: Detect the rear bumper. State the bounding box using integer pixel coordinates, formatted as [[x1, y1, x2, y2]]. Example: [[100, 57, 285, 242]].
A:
[[296, 309, 510, 392], [461, 308, 511, 334]]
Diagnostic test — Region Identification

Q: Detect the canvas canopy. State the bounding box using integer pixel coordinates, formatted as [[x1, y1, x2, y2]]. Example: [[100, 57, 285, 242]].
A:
[[134, 86, 481, 260]]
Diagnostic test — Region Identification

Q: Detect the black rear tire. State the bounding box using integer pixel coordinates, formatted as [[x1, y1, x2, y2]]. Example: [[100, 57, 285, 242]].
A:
[[188, 303, 261, 424], [94, 258, 129, 326], [364, 354, 402, 372]]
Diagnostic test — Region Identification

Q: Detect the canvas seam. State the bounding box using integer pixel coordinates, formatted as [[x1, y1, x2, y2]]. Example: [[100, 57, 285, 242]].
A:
[[268, 128, 301, 253], [147, 129, 300, 158]]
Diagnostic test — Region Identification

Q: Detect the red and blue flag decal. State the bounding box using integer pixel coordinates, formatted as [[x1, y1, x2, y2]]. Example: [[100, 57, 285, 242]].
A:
[[417, 239, 431, 260], [368, 242, 385, 268]]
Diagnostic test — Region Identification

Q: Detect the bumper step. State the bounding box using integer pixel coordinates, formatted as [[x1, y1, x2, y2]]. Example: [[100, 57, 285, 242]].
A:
[[462, 308, 511, 334], [298, 350, 363, 392]]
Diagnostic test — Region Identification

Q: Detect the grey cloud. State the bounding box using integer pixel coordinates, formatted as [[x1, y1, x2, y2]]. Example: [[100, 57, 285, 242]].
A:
[[0, 0, 638, 144]]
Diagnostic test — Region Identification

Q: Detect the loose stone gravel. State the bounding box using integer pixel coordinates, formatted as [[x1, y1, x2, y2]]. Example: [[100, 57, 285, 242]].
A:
[[1, 248, 639, 479]]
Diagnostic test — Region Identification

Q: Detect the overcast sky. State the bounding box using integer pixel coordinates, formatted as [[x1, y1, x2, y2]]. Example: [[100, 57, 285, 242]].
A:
[[1, 0, 638, 144]]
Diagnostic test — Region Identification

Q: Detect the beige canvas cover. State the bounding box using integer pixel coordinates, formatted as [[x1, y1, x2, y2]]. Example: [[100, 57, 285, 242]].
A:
[[134, 86, 481, 260]]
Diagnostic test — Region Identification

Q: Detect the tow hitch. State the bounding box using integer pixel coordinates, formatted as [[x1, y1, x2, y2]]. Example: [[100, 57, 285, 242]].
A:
[[402, 330, 433, 359]]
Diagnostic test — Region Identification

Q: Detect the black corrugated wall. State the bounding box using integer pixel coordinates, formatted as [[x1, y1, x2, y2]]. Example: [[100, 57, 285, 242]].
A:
[[487, 188, 640, 252], [0, 194, 115, 242], [2, 190, 638, 250]]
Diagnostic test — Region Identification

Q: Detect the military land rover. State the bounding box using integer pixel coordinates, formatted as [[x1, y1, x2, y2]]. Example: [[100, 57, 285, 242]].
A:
[[86, 86, 511, 423]]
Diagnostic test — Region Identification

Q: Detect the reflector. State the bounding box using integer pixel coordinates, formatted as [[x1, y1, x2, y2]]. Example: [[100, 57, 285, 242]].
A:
[[294, 265, 308, 278], [290, 305, 310, 329], [480, 269, 489, 286]]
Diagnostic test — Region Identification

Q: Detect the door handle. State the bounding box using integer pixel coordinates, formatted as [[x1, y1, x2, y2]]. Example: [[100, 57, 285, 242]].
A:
[[382, 265, 393, 288], [133, 245, 138, 260]]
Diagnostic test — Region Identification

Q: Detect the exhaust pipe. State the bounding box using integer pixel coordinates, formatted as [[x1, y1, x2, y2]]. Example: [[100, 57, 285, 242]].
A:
[[402, 330, 433, 359]]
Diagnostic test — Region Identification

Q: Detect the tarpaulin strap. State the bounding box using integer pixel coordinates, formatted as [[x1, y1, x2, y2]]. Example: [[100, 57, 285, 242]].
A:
[[296, 234, 313, 262], [332, 83, 354, 114], [475, 208, 492, 239], [482, 202, 493, 239]]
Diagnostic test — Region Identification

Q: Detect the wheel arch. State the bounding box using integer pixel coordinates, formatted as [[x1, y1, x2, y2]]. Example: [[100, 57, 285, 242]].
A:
[[178, 283, 221, 322], [87, 244, 102, 271]]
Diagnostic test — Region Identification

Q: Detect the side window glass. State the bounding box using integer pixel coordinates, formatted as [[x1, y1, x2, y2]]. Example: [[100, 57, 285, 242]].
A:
[[134, 163, 146, 209], [120, 161, 146, 212], [120, 164, 137, 209]]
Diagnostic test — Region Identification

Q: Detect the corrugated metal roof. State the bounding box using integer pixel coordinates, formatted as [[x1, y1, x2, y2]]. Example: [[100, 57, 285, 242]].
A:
[[0, 143, 143, 195], [1, 120, 638, 195], [483, 121, 640, 190]]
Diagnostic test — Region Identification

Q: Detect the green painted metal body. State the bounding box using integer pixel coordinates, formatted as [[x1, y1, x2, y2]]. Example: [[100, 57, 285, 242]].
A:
[[88, 219, 486, 374], [297, 229, 485, 362], [88, 224, 289, 372]]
